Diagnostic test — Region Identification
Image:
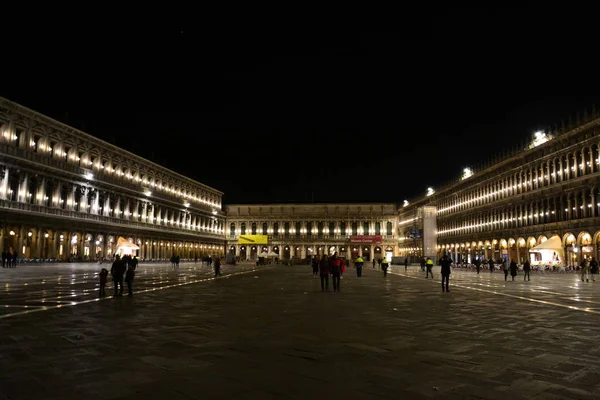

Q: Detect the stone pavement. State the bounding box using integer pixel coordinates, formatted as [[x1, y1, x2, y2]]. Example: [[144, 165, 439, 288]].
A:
[[2, 263, 600, 399]]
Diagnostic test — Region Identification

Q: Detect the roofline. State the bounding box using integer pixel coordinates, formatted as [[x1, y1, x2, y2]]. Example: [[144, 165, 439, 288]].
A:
[[0, 96, 223, 195]]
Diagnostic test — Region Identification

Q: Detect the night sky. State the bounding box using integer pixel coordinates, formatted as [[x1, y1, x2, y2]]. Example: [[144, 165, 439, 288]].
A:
[[2, 7, 598, 206]]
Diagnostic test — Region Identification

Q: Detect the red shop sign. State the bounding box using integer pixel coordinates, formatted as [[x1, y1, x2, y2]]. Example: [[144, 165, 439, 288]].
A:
[[349, 235, 383, 244]]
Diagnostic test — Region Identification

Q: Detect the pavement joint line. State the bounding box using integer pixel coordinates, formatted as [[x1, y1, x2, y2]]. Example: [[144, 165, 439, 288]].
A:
[[0, 266, 274, 320], [389, 270, 600, 315]]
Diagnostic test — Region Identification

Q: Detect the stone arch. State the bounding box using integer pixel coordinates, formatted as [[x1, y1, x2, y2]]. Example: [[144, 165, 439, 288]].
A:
[[578, 231, 592, 246], [537, 235, 548, 245], [527, 236, 537, 249], [563, 232, 576, 246]]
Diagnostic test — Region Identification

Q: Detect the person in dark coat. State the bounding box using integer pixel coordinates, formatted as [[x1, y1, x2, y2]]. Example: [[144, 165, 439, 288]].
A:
[[523, 259, 531, 281], [509, 260, 518, 281], [110, 254, 126, 296], [311, 256, 319, 277], [319, 255, 330, 292], [404, 257, 409, 271], [214, 257, 221, 277], [590, 257, 598, 282], [440, 255, 452, 292], [125, 262, 135, 296], [475, 258, 481, 274], [488, 258, 495, 273]]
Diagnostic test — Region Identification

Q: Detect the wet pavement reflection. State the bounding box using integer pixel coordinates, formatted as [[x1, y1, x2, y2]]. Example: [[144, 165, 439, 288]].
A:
[[0, 262, 268, 319]]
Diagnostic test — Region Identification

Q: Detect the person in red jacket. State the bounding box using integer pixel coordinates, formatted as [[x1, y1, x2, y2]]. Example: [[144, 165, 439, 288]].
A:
[[329, 253, 342, 292], [319, 255, 330, 292]]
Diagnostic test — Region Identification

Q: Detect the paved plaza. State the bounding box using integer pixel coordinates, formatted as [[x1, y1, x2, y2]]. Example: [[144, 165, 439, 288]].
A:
[[2, 262, 600, 399]]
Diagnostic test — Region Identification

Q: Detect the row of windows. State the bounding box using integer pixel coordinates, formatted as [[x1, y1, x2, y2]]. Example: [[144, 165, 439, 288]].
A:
[[1, 125, 221, 208], [231, 221, 394, 237], [438, 140, 599, 216], [437, 190, 600, 238]]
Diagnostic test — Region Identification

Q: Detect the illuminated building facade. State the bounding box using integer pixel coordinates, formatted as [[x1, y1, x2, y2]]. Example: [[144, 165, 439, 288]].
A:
[[225, 203, 399, 262], [0, 97, 225, 261], [399, 110, 600, 267]]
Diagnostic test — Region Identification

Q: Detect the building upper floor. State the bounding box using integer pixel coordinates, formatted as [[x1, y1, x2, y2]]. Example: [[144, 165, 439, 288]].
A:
[[225, 203, 399, 241], [398, 109, 600, 239], [0, 97, 225, 238], [0, 97, 223, 212]]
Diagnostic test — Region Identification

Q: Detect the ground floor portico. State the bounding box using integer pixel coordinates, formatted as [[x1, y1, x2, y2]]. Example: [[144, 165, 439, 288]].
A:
[[227, 241, 397, 263]]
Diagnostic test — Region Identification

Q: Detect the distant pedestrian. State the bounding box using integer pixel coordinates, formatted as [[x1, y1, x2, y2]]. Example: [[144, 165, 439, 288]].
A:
[[440, 255, 452, 292], [590, 257, 598, 282], [581, 258, 590, 282], [502, 260, 509, 281], [125, 262, 136, 296], [111, 254, 126, 296], [404, 257, 409, 271], [523, 260, 531, 281], [330, 253, 342, 292], [475, 258, 481, 274], [425, 257, 434, 279], [176, 255, 180, 270], [420, 257, 426, 272], [319, 255, 330, 292], [170, 255, 176, 270], [509, 260, 518, 281], [355, 256, 364, 277], [381, 257, 389, 277], [372, 258, 376, 269], [312, 256, 319, 277], [489, 258, 494, 273], [99, 268, 109, 297], [377, 258, 382, 269], [214, 257, 221, 277]]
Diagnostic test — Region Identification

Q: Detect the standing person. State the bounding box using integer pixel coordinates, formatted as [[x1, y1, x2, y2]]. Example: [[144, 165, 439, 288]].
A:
[[590, 257, 598, 282], [319, 255, 330, 292], [475, 258, 481, 274], [488, 258, 495, 273], [509, 259, 518, 281], [330, 253, 342, 292], [311, 256, 319, 277], [11, 251, 17, 268], [355, 255, 364, 277], [502, 259, 509, 281], [170, 254, 176, 270], [420, 257, 426, 272], [404, 257, 409, 271], [440, 254, 452, 292], [581, 257, 590, 282], [214, 256, 221, 277], [377, 258, 382, 270], [372, 258, 376, 269], [523, 259, 531, 281], [175, 255, 180, 270], [425, 257, 434, 279], [125, 261, 136, 296], [99, 267, 109, 297], [381, 257, 389, 277], [110, 254, 126, 296]]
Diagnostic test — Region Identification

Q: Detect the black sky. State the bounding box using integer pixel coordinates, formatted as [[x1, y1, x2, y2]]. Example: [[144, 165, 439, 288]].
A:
[[2, 7, 599, 205]]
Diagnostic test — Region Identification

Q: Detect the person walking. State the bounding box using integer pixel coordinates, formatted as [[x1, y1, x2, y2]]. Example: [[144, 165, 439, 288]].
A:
[[372, 258, 376, 269], [425, 257, 434, 279], [377, 258, 382, 270], [319, 255, 330, 292], [440, 254, 452, 292], [475, 258, 481, 274], [214, 256, 221, 277], [523, 259, 531, 281], [509, 259, 518, 281], [590, 257, 598, 282], [99, 267, 109, 297], [110, 254, 126, 296], [581, 257, 590, 282], [311, 256, 319, 277], [330, 253, 342, 292], [502, 260, 509, 281], [404, 257, 409, 271], [420, 257, 426, 272], [355, 255, 364, 277], [125, 260, 136, 296], [488, 258, 495, 273], [381, 257, 389, 277]]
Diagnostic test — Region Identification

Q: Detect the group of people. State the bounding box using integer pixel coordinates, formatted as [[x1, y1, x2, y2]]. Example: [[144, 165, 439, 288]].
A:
[[578, 257, 599, 282], [1, 250, 17, 268], [170, 255, 181, 270], [100, 254, 138, 297], [312, 253, 393, 292]]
